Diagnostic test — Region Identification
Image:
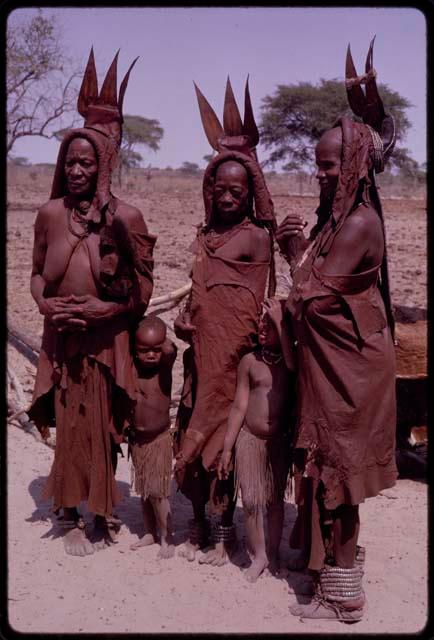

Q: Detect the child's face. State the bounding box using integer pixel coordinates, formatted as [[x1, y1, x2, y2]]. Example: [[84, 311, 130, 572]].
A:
[[135, 327, 165, 369], [258, 314, 280, 350]]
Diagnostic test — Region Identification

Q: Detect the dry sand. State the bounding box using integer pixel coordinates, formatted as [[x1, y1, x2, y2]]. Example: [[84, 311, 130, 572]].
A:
[[6, 172, 428, 634]]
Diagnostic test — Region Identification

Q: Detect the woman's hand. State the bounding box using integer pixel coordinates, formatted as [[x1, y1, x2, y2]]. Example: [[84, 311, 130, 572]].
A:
[[38, 295, 87, 331], [217, 450, 232, 481], [262, 298, 284, 332], [51, 294, 119, 329], [275, 214, 307, 260], [174, 311, 196, 343]]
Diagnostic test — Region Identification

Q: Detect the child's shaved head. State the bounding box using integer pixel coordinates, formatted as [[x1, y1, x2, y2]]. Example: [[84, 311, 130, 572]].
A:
[[135, 315, 166, 344]]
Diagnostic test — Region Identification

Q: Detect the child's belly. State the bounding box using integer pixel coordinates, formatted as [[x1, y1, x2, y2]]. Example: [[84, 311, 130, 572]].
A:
[[134, 396, 170, 437], [244, 389, 287, 438]]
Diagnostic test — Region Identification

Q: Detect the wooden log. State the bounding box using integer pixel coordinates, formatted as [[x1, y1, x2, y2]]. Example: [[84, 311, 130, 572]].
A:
[[7, 397, 42, 441], [7, 364, 27, 408], [8, 397, 56, 449], [7, 320, 41, 353], [7, 320, 40, 366]]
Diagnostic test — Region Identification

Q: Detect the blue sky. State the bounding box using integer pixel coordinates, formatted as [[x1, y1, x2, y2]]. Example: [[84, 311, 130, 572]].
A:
[[8, 7, 426, 170]]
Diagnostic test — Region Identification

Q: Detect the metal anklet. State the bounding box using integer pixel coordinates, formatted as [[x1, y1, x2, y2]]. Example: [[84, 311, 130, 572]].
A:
[[319, 563, 364, 603], [188, 518, 210, 546], [212, 523, 236, 544], [57, 516, 85, 530]]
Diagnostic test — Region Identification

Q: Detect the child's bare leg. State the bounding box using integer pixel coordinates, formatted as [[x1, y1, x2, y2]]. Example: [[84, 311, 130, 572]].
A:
[[267, 501, 284, 575], [244, 505, 268, 582], [130, 497, 158, 550], [288, 480, 312, 571], [150, 496, 175, 559]]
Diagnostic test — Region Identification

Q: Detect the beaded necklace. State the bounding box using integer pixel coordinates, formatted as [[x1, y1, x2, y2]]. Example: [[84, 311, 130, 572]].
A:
[[261, 347, 283, 365], [67, 207, 91, 238]]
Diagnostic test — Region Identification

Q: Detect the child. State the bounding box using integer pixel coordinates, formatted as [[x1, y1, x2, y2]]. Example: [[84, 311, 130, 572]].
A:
[[218, 298, 296, 582], [128, 316, 177, 559]]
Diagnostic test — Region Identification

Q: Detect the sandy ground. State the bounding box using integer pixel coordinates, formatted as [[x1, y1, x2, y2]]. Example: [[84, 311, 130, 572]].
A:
[[6, 172, 428, 633], [6, 420, 428, 634]]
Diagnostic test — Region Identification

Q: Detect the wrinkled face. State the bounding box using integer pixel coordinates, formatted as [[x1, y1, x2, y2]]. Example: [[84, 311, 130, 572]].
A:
[[135, 326, 166, 369], [315, 128, 342, 198], [213, 161, 249, 224], [258, 313, 280, 350], [64, 138, 98, 198]]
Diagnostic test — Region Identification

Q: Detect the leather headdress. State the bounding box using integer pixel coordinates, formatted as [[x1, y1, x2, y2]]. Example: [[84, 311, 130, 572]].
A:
[[196, 77, 275, 230], [50, 48, 138, 210], [325, 38, 397, 231], [345, 36, 396, 173]]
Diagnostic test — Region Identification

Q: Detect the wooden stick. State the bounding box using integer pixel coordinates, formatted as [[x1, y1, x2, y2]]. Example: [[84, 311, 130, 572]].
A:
[[148, 282, 192, 307], [147, 298, 187, 315]]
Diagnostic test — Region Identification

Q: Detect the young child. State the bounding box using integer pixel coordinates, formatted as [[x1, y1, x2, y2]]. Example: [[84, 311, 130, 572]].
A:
[[128, 316, 177, 559], [218, 298, 296, 582]]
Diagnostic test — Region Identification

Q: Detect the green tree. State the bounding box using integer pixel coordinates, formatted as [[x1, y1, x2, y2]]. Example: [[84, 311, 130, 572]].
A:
[[7, 10, 81, 155], [259, 78, 413, 172], [118, 115, 163, 185], [179, 161, 200, 174], [54, 114, 164, 186], [8, 156, 31, 166]]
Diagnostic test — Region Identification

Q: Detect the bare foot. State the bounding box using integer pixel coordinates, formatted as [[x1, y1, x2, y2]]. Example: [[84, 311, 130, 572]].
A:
[[63, 528, 95, 557], [198, 541, 231, 566], [244, 555, 268, 582], [130, 533, 158, 550], [287, 549, 308, 571], [290, 595, 365, 621], [268, 550, 280, 576], [157, 538, 175, 560], [88, 515, 116, 551], [178, 541, 199, 562]]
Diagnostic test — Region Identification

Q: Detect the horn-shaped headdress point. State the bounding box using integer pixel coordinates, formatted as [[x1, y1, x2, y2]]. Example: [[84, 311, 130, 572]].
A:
[[194, 76, 260, 155], [77, 47, 139, 147], [345, 37, 396, 171]]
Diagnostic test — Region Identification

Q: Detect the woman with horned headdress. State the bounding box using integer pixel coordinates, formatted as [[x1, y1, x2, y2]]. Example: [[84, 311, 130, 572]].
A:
[[276, 40, 398, 621], [28, 50, 156, 556], [173, 78, 277, 565]]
